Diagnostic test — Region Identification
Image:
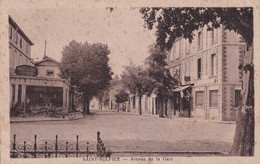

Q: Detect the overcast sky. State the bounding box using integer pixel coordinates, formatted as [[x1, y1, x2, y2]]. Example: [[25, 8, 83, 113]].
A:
[[9, 8, 156, 76]]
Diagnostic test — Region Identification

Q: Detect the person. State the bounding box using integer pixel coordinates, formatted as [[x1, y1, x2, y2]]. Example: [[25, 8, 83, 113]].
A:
[[38, 96, 43, 105], [50, 95, 56, 107], [26, 98, 30, 107]]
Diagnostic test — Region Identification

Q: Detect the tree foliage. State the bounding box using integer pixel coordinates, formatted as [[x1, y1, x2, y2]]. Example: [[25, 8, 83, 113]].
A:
[[59, 40, 113, 114], [114, 89, 129, 103], [140, 8, 253, 50], [121, 65, 154, 97], [146, 44, 177, 97]]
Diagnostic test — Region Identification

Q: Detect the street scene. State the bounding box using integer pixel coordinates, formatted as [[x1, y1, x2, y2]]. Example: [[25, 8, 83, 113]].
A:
[[8, 7, 254, 158], [11, 110, 235, 156]]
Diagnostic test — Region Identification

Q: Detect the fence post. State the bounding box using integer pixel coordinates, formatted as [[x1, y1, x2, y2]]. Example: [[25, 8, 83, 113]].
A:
[[55, 135, 58, 158], [86, 142, 89, 157], [23, 141, 27, 158], [76, 135, 79, 157], [65, 141, 68, 158], [34, 135, 37, 158], [11, 134, 16, 158], [44, 141, 47, 158], [97, 131, 100, 156]]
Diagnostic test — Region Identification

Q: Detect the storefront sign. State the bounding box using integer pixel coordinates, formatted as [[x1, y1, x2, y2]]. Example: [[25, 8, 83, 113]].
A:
[[15, 65, 38, 76]]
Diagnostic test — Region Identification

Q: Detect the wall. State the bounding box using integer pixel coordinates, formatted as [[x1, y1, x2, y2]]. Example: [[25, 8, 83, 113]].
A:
[[9, 23, 34, 69], [167, 24, 245, 121], [36, 61, 61, 78]]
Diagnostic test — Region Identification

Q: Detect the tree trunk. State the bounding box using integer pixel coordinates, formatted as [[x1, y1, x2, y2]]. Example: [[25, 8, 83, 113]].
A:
[[86, 98, 91, 115], [158, 94, 164, 117], [139, 95, 142, 115], [82, 94, 91, 115], [231, 44, 254, 156], [71, 91, 75, 110]]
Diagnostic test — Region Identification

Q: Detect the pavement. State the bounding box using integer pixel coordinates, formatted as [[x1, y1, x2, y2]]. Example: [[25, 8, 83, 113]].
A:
[[10, 110, 236, 156], [10, 109, 236, 125]]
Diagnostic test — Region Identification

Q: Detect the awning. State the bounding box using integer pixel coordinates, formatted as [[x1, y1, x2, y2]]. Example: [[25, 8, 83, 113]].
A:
[[172, 85, 191, 92]]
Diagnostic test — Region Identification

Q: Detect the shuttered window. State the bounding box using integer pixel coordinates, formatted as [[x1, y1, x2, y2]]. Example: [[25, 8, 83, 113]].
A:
[[235, 90, 241, 108], [209, 90, 218, 107], [195, 91, 204, 106]]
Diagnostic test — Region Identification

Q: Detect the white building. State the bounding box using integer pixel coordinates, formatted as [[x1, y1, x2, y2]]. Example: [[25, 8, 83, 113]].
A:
[[167, 25, 245, 121]]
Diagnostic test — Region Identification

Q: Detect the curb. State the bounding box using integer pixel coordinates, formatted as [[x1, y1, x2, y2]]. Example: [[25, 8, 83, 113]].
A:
[[10, 116, 85, 123]]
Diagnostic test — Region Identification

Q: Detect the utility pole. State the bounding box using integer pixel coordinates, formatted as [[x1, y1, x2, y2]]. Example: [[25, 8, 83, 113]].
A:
[[44, 41, 47, 58]]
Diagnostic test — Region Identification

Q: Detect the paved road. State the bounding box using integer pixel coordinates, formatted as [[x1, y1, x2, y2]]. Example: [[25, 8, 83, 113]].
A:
[[10, 110, 235, 154]]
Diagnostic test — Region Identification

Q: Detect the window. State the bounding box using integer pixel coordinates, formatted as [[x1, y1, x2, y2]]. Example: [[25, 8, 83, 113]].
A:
[[209, 90, 218, 107], [19, 54, 22, 65], [12, 85, 15, 103], [198, 32, 202, 50], [235, 90, 241, 108], [46, 70, 54, 77], [15, 32, 18, 44], [18, 85, 22, 102], [26, 44, 29, 53], [197, 58, 202, 78], [175, 41, 180, 59], [20, 38, 23, 48], [211, 29, 215, 44], [211, 54, 216, 76], [170, 48, 174, 62], [9, 26, 12, 39], [185, 40, 190, 55], [195, 91, 204, 106]]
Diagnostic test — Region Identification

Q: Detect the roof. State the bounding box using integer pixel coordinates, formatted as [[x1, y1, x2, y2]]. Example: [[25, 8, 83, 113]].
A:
[[35, 56, 59, 65], [9, 15, 34, 46]]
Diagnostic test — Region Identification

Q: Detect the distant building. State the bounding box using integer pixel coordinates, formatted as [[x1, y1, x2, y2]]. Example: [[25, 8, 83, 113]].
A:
[[128, 94, 158, 115], [9, 16, 70, 114], [167, 25, 245, 121]]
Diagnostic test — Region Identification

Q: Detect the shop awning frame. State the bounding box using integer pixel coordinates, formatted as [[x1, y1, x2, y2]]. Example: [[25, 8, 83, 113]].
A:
[[172, 85, 191, 92]]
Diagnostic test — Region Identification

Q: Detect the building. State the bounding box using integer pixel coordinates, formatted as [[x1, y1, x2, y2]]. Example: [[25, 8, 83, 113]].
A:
[[167, 25, 245, 121], [9, 16, 70, 115], [128, 94, 158, 115]]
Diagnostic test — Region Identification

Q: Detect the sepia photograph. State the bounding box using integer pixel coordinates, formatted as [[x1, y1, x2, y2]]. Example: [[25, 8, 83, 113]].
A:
[[0, 0, 259, 163]]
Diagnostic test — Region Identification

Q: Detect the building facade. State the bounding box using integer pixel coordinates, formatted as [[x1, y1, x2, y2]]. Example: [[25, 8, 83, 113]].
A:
[[9, 16, 70, 115], [127, 94, 158, 115], [167, 25, 245, 121]]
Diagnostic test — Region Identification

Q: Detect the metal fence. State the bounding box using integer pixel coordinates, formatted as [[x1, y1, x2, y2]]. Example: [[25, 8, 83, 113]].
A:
[[10, 131, 109, 158]]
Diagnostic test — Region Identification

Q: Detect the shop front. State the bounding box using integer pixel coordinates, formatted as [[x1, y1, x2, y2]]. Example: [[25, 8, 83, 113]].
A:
[[10, 75, 70, 116], [172, 85, 192, 117]]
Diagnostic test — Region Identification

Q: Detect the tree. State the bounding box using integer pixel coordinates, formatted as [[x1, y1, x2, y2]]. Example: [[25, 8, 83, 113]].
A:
[[121, 65, 154, 115], [114, 89, 129, 103], [59, 40, 113, 115], [145, 44, 177, 117], [140, 7, 254, 156]]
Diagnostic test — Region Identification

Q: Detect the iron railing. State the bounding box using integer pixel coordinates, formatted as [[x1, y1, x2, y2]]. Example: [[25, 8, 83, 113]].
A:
[[10, 131, 108, 158]]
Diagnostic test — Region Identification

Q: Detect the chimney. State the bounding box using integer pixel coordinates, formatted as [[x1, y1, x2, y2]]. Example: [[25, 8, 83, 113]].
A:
[[44, 41, 47, 58]]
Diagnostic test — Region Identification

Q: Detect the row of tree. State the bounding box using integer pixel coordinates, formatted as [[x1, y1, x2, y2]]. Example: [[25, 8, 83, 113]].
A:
[[120, 45, 178, 116]]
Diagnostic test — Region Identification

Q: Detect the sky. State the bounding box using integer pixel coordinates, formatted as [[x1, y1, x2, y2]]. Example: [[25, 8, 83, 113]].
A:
[[9, 8, 156, 76]]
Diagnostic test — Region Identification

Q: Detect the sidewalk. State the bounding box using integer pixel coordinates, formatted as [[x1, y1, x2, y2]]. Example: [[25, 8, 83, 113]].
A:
[[114, 110, 236, 124], [10, 112, 85, 123], [168, 116, 236, 124]]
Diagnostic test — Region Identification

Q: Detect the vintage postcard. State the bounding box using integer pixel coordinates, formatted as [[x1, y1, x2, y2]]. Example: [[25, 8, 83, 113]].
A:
[[1, 0, 260, 163]]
